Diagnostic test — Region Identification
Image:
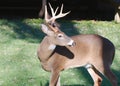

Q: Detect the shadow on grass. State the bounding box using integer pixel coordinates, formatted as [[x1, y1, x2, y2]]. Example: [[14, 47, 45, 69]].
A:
[[3, 19, 80, 43], [59, 20, 80, 36], [112, 69, 120, 85], [7, 19, 45, 43]]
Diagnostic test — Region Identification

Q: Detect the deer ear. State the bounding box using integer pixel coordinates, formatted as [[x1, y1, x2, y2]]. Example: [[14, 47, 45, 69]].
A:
[[41, 24, 54, 36]]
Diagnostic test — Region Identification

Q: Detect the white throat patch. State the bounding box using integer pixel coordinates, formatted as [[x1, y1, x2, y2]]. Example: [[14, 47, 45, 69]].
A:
[[48, 44, 56, 50]]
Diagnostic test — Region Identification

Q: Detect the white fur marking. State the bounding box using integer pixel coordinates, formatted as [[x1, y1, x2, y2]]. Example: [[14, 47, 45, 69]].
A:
[[67, 40, 74, 46], [48, 44, 56, 50]]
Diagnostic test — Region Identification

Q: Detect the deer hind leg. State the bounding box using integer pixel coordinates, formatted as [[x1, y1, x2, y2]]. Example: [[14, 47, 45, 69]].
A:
[[49, 70, 61, 86], [104, 67, 118, 86], [85, 64, 102, 86]]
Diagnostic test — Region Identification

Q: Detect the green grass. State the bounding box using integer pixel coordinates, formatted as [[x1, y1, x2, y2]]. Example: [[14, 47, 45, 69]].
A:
[[0, 19, 120, 86]]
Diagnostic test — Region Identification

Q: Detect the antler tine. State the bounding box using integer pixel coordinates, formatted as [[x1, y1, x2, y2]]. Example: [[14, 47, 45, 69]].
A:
[[53, 4, 70, 20], [45, 5, 48, 22], [49, 3, 59, 17], [48, 3, 55, 17], [54, 7, 59, 15], [60, 4, 64, 14]]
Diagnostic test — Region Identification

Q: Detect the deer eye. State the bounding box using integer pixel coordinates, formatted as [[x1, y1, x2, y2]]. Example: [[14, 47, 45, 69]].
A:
[[52, 23, 56, 27], [57, 34, 63, 38]]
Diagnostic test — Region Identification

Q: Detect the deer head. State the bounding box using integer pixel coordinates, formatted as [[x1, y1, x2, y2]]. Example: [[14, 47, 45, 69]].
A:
[[41, 3, 75, 47]]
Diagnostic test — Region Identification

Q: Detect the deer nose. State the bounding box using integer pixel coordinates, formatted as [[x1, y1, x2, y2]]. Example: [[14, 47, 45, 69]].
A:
[[72, 41, 76, 46], [68, 40, 76, 47]]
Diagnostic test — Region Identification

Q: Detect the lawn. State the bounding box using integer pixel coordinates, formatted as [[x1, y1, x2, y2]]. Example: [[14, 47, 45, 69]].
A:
[[0, 18, 120, 86]]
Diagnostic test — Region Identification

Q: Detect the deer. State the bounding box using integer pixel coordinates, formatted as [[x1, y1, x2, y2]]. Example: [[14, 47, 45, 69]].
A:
[[37, 3, 118, 86]]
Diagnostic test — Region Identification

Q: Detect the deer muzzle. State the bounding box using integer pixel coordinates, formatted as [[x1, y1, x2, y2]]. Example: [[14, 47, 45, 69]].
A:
[[67, 40, 76, 47]]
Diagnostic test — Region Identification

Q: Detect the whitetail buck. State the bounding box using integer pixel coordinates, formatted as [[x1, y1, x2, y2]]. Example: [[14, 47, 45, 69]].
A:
[[37, 4, 118, 86]]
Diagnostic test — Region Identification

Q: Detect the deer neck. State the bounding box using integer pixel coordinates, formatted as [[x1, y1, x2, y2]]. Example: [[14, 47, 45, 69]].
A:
[[38, 36, 56, 62]]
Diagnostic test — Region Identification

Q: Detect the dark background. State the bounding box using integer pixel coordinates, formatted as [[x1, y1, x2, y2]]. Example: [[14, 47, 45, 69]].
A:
[[0, 0, 116, 20]]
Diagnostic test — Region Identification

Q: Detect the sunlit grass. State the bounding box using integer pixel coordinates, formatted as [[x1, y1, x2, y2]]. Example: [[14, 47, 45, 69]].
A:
[[0, 19, 120, 86]]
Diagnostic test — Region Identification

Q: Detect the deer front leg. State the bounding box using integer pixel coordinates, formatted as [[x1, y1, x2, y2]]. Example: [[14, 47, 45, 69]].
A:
[[49, 70, 61, 86]]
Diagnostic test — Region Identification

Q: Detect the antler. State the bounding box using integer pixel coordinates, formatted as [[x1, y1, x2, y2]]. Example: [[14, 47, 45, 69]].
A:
[[45, 3, 70, 23]]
